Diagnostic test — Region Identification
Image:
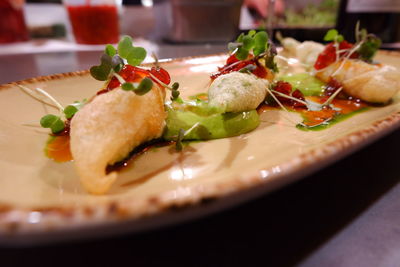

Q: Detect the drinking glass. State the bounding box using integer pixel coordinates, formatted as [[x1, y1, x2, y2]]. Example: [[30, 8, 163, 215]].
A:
[[63, 0, 121, 44]]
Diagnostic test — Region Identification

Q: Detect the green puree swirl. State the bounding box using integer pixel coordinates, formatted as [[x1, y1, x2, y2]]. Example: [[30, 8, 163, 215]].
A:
[[279, 73, 325, 96], [163, 99, 260, 140]]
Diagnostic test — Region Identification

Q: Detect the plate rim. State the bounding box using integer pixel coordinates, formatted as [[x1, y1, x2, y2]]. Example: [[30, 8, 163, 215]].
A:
[[1, 51, 400, 244]]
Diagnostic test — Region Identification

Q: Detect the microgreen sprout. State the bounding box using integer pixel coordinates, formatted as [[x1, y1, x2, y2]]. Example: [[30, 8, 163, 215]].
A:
[[40, 114, 65, 134], [125, 78, 153, 95], [228, 30, 278, 73], [239, 64, 257, 74], [323, 25, 381, 64], [170, 82, 180, 101], [152, 52, 160, 68], [270, 85, 344, 112], [354, 22, 381, 62], [175, 129, 185, 151], [114, 72, 154, 96], [64, 105, 78, 119], [324, 29, 344, 43], [147, 72, 181, 101], [90, 36, 147, 82], [270, 90, 308, 106], [18, 84, 86, 134], [174, 122, 200, 151]]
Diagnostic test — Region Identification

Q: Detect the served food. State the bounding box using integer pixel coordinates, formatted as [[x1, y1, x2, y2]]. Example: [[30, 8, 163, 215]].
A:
[[280, 28, 400, 104], [275, 26, 400, 129], [21, 27, 400, 195]]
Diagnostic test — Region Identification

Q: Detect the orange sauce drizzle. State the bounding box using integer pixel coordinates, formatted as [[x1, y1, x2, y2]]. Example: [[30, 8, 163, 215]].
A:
[[257, 96, 368, 127], [45, 135, 72, 162], [300, 97, 367, 127]]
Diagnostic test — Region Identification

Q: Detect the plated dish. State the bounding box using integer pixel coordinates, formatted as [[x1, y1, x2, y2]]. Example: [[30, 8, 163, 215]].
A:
[[1, 29, 400, 245]]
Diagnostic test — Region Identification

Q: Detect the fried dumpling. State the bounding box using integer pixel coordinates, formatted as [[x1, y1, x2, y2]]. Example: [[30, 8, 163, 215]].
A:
[[316, 60, 400, 103], [70, 85, 166, 194]]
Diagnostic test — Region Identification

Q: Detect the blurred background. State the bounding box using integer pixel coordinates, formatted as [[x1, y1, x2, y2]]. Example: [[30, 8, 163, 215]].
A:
[[0, 0, 399, 82], [1, 0, 399, 46]]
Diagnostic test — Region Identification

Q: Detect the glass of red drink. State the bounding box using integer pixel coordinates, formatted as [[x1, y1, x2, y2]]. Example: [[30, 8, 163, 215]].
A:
[[0, 0, 29, 44], [63, 0, 120, 45]]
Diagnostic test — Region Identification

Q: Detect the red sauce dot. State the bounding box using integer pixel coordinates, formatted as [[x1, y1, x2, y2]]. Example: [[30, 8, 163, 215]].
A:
[[100, 65, 172, 94], [273, 81, 306, 109], [149, 67, 171, 85], [314, 41, 359, 70]]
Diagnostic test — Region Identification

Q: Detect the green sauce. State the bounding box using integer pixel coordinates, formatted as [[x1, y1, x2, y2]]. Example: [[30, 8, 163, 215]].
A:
[[279, 73, 325, 96], [163, 100, 259, 140]]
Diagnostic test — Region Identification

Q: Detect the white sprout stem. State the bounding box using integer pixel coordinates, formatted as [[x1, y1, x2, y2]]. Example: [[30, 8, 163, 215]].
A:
[[314, 40, 364, 75], [265, 86, 289, 113], [313, 64, 334, 74], [264, 85, 300, 125], [148, 72, 167, 88], [355, 21, 361, 43], [147, 72, 178, 93], [331, 41, 364, 77], [17, 84, 60, 110], [337, 48, 352, 53], [275, 55, 310, 68], [21, 122, 42, 127], [218, 60, 242, 73], [151, 52, 159, 67], [321, 86, 343, 107], [334, 40, 340, 59], [34, 88, 64, 112], [113, 72, 127, 85], [271, 90, 308, 106], [183, 122, 201, 137]]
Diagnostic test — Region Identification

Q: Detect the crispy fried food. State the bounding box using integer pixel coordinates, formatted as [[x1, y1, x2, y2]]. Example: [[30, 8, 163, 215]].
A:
[[70, 85, 166, 194], [316, 60, 400, 103]]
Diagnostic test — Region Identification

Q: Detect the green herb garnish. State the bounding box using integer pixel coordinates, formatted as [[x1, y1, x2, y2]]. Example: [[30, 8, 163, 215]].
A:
[[175, 128, 185, 151], [90, 36, 147, 82], [117, 36, 147, 66], [64, 100, 85, 119], [229, 30, 269, 60], [40, 114, 65, 134], [90, 53, 113, 81], [170, 82, 180, 101], [228, 30, 278, 73], [121, 77, 153, 95], [355, 22, 381, 62], [323, 29, 344, 42], [323, 24, 381, 63]]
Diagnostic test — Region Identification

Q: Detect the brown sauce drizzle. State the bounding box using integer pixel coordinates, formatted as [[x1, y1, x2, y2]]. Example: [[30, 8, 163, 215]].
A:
[[106, 139, 174, 174]]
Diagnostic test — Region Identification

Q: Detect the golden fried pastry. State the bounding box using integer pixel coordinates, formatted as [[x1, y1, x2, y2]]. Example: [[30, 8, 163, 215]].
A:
[[316, 60, 400, 103], [70, 85, 166, 194]]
